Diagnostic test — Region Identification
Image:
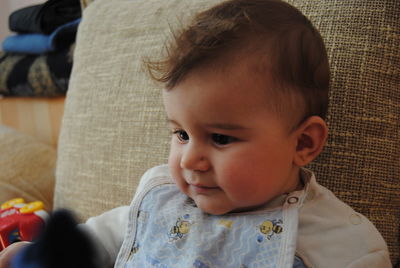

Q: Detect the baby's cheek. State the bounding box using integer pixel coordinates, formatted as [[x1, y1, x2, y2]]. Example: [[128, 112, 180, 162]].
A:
[[219, 170, 247, 195], [168, 153, 180, 178], [168, 146, 180, 168], [220, 167, 261, 200], [167, 151, 187, 190]]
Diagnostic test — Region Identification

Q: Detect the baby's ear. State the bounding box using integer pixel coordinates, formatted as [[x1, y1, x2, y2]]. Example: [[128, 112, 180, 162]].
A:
[[293, 116, 328, 167]]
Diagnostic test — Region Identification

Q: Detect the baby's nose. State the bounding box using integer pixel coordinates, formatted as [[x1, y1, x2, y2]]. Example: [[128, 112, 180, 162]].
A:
[[180, 143, 210, 172]]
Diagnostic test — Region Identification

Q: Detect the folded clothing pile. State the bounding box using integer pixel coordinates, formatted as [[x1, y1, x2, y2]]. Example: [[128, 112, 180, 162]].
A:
[[0, 0, 81, 97]]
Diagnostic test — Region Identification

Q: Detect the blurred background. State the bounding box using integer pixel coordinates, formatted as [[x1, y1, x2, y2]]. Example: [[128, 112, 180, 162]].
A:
[[0, 0, 45, 42]]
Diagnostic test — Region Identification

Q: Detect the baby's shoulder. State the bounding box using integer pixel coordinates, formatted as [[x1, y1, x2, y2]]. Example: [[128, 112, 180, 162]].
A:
[[135, 164, 174, 193], [297, 177, 391, 267], [141, 164, 172, 181]]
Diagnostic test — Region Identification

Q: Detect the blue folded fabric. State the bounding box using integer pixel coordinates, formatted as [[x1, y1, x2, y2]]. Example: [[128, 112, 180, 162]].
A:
[[2, 18, 81, 54]]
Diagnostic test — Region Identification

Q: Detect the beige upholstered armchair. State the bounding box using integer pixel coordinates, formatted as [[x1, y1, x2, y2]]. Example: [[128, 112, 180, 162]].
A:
[[1, 0, 398, 265]]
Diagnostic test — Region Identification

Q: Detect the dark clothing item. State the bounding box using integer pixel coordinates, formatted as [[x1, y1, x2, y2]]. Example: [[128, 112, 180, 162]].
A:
[[0, 44, 74, 97], [10, 210, 101, 268], [9, 0, 81, 34]]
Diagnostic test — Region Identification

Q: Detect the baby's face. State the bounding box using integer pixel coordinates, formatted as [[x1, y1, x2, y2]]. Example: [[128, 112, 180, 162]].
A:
[[163, 64, 301, 215]]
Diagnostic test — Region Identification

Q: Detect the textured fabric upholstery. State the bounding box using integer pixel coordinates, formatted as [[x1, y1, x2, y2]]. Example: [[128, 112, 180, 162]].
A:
[[54, 0, 399, 263], [0, 125, 56, 210], [288, 0, 400, 262]]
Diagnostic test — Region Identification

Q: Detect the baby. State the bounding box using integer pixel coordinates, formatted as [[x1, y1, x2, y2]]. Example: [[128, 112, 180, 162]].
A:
[[0, 0, 391, 267]]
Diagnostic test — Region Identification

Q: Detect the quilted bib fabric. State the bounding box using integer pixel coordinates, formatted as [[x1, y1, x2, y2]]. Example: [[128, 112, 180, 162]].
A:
[[123, 184, 302, 268]]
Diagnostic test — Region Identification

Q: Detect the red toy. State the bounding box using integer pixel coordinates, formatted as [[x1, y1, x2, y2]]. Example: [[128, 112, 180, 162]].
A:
[[0, 198, 48, 251]]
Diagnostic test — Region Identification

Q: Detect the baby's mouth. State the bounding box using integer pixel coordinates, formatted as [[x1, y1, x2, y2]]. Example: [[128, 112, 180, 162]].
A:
[[190, 184, 220, 194]]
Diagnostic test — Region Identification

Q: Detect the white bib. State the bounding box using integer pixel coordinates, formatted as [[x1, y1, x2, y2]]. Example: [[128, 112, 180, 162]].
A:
[[118, 182, 304, 268]]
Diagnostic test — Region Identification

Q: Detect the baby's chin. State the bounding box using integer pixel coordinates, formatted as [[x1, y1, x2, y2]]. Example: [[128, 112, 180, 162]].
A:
[[191, 196, 238, 215], [200, 206, 232, 215], [198, 199, 272, 215]]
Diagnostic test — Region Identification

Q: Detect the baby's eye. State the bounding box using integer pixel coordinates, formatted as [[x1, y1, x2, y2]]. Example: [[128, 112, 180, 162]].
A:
[[211, 134, 235, 146], [173, 130, 189, 142]]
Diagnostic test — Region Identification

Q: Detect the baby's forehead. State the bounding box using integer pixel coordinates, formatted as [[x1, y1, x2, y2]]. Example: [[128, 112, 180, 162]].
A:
[[171, 48, 294, 98], [166, 58, 303, 130]]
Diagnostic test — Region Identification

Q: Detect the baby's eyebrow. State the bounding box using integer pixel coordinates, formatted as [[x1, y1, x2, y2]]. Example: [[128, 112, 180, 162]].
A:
[[166, 118, 249, 130], [166, 119, 179, 125], [205, 123, 249, 130]]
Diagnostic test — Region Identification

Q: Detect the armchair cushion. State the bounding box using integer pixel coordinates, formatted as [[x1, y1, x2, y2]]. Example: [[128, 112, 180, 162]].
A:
[[0, 125, 55, 210]]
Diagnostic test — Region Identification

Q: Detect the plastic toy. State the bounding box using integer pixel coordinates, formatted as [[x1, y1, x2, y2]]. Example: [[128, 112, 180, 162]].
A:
[[0, 198, 48, 251]]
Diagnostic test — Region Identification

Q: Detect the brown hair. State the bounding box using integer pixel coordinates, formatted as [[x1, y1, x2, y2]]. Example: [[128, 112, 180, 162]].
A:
[[147, 0, 330, 120]]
